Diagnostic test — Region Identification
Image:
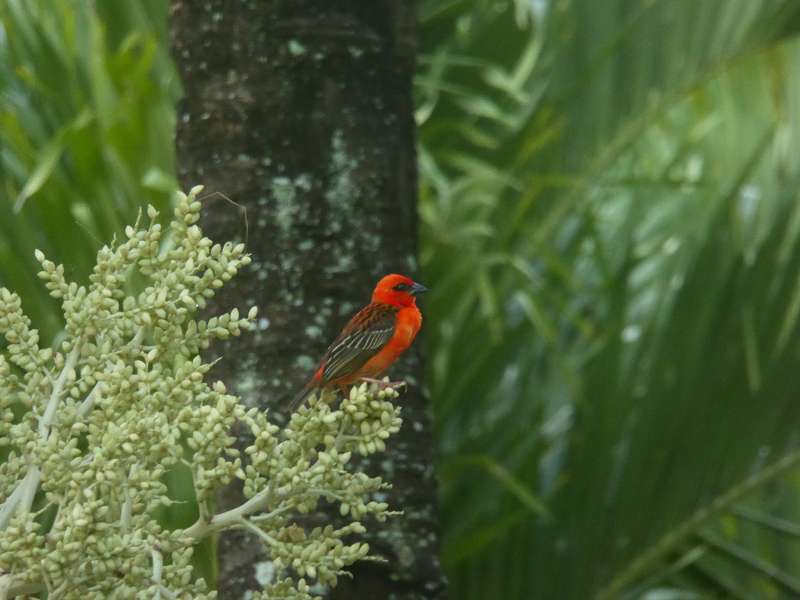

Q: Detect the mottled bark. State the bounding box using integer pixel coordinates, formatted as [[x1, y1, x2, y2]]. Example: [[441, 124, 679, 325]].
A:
[[169, 2, 446, 599]]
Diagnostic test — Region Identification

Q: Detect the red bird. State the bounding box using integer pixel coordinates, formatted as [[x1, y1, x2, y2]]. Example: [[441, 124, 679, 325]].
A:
[[290, 274, 427, 410]]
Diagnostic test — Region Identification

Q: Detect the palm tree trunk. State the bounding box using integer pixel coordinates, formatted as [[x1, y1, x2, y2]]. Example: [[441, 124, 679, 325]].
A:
[[169, 2, 446, 598]]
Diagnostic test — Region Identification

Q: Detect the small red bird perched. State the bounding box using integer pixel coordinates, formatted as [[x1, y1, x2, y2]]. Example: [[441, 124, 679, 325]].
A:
[[290, 274, 427, 410]]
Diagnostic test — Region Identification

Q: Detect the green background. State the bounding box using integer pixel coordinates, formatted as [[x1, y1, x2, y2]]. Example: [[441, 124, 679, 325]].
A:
[[5, 0, 800, 597]]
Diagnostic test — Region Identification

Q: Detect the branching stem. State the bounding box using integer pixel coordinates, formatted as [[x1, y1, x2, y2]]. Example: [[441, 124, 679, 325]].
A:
[[182, 485, 274, 540], [0, 342, 82, 531]]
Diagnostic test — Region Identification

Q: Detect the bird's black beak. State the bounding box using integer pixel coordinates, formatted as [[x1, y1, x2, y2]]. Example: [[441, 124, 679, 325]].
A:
[[410, 282, 429, 296]]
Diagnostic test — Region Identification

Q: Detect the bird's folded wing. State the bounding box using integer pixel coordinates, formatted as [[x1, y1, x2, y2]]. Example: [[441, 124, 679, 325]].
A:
[[320, 303, 398, 383]]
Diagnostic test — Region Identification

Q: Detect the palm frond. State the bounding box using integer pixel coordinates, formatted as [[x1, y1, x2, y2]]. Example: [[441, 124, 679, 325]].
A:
[[419, 1, 800, 598]]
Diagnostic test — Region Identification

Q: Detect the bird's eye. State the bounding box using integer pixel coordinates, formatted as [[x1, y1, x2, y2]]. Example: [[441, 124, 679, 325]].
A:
[[393, 283, 410, 292]]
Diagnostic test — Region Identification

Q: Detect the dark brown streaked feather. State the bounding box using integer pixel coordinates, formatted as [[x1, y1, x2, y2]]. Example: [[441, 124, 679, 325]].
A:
[[320, 303, 398, 383]]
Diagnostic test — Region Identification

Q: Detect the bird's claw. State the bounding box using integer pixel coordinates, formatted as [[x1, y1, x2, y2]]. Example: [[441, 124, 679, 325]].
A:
[[359, 377, 406, 390]]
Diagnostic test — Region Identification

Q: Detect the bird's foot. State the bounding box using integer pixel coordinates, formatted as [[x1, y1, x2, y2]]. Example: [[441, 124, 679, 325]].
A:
[[359, 377, 406, 390]]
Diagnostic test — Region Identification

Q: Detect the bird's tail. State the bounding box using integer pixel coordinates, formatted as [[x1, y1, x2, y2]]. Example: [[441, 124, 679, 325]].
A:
[[287, 380, 317, 413]]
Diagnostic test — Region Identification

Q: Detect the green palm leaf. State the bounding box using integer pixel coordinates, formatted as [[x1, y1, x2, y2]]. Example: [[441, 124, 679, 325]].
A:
[[419, 1, 800, 598], [0, 0, 177, 340]]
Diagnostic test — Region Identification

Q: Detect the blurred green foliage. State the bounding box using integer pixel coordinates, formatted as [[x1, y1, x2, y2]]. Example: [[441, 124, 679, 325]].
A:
[[417, 0, 800, 598], [6, 0, 800, 598], [0, 0, 178, 340]]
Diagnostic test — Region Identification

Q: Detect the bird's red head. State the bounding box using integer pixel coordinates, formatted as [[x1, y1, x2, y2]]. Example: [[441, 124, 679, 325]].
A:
[[372, 274, 428, 307]]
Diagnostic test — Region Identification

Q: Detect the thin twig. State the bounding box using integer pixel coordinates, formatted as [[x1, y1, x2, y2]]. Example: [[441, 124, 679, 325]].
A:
[[1, 342, 82, 531], [151, 549, 163, 600], [197, 191, 249, 244], [77, 383, 101, 418], [238, 517, 279, 547], [39, 343, 81, 438]]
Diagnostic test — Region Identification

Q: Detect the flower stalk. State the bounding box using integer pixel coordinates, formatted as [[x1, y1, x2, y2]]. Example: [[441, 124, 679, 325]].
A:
[[0, 187, 402, 599]]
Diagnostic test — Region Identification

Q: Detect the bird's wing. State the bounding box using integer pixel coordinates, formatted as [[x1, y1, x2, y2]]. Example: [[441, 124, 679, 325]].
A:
[[320, 303, 398, 383]]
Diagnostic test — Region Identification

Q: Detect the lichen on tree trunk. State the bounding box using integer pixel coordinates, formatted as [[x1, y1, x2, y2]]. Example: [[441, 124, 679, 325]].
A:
[[169, 2, 446, 598]]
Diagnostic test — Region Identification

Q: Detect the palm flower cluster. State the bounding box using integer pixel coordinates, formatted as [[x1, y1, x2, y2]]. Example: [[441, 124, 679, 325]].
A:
[[0, 187, 402, 599]]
